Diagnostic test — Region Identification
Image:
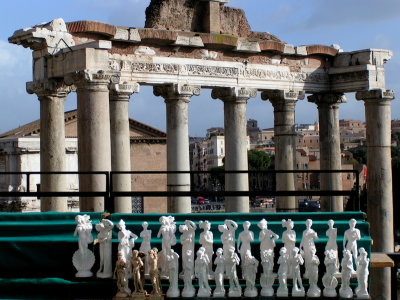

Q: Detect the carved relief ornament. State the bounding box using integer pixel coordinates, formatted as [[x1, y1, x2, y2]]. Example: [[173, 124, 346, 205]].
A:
[[26, 79, 75, 99], [109, 82, 140, 101], [211, 87, 257, 103], [153, 84, 201, 102], [261, 90, 305, 109], [307, 93, 347, 108], [355, 89, 395, 102], [65, 70, 120, 92]]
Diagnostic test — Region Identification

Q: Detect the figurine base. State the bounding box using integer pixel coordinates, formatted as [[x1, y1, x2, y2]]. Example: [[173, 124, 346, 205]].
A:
[[197, 288, 211, 298], [356, 292, 370, 299], [75, 270, 93, 278], [147, 294, 164, 300], [339, 287, 353, 299], [213, 289, 225, 298], [130, 292, 147, 300], [228, 288, 242, 298], [166, 289, 180, 298], [244, 288, 258, 298], [181, 286, 196, 298], [96, 272, 112, 279], [276, 290, 288, 298], [323, 288, 337, 298], [292, 288, 305, 297], [113, 292, 130, 299], [307, 287, 321, 298], [260, 287, 274, 297]]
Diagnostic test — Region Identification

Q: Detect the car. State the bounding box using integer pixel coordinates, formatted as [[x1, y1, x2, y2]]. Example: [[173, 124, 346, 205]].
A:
[[197, 197, 210, 204], [298, 199, 321, 212]]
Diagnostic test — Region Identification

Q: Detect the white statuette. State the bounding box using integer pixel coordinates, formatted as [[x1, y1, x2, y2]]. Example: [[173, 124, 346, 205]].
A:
[[95, 218, 114, 278], [277, 247, 289, 297], [182, 249, 196, 298], [343, 218, 361, 273], [73, 214, 95, 277], [114, 252, 131, 298], [226, 246, 241, 297], [117, 219, 138, 277], [339, 250, 354, 298], [199, 220, 214, 279], [258, 218, 279, 254], [243, 252, 259, 297], [219, 220, 238, 261], [325, 219, 340, 274], [179, 220, 196, 279], [307, 248, 321, 298], [166, 249, 180, 298], [282, 219, 296, 278], [237, 221, 254, 278], [213, 248, 226, 297], [300, 219, 318, 279], [290, 247, 305, 297], [323, 249, 339, 297], [260, 249, 275, 297], [355, 248, 370, 299], [157, 215, 177, 279], [195, 247, 212, 297], [139, 221, 152, 277]]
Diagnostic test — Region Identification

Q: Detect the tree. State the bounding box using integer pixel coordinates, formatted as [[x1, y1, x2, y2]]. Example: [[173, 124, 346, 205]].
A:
[[248, 149, 272, 171], [349, 146, 367, 164]]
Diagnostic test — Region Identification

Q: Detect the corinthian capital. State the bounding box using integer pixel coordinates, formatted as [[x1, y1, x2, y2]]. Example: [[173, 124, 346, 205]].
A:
[[308, 93, 347, 108], [153, 84, 201, 102], [65, 70, 120, 92], [261, 89, 304, 109], [26, 79, 74, 99], [211, 87, 257, 103], [356, 89, 395, 102], [109, 82, 140, 101]]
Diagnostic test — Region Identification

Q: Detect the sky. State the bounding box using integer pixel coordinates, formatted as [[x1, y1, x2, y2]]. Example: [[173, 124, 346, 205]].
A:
[[0, 0, 399, 136]]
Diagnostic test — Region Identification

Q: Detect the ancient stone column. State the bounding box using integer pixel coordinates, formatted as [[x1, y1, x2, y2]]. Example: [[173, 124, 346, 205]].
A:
[[109, 82, 140, 213], [262, 90, 304, 211], [308, 93, 346, 212], [71, 70, 115, 212], [154, 84, 200, 213], [212, 87, 256, 212], [27, 80, 72, 212], [356, 89, 395, 300]]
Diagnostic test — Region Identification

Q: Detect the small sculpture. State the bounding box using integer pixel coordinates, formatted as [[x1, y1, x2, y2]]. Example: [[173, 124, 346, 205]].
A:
[[322, 249, 339, 297], [139, 221, 152, 277], [73, 214, 95, 277], [243, 251, 259, 298], [166, 249, 180, 298], [195, 247, 212, 297], [213, 248, 226, 297], [325, 219, 339, 274], [339, 249, 354, 298], [199, 220, 214, 279], [237, 221, 254, 278], [282, 219, 296, 278], [117, 219, 138, 277], [131, 250, 146, 296], [95, 218, 114, 278], [182, 249, 196, 298], [299, 219, 318, 279], [226, 246, 241, 297], [355, 248, 370, 299], [258, 218, 279, 254], [343, 218, 361, 272], [179, 220, 196, 279], [276, 247, 289, 297], [260, 249, 275, 297], [306, 248, 321, 298], [219, 219, 238, 257], [148, 248, 162, 297], [114, 251, 131, 298], [290, 247, 305, 297], [157, 216, 177, 278]]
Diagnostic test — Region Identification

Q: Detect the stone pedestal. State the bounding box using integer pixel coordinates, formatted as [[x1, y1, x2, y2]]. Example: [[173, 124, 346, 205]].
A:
[[262, 90, 303, 212], [109, 82, 139, 213], [73, 70, 114, 212], [308, 93, 346, 212], [356, 89, 395, 300], [154, 84, 200, 213], [27, 80, 73, 212], [212, 87, 256, 213]]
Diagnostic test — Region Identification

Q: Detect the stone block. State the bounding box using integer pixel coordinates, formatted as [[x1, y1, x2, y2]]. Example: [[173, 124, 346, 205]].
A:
[[235, 40, 261, 53], [259, 40, 285, 53], [296, 46, 308, 56], [174, 35, 204, 47]]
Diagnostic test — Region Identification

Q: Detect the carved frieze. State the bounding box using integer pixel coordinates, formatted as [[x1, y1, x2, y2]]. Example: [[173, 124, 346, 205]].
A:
[[355, 89, 395, 102], [330, 71, 370, 84], [65, 70, 119, 92]]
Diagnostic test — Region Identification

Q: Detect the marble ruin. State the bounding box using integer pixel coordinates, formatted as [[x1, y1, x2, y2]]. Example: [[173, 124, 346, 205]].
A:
[[9, 0, 395, 298]]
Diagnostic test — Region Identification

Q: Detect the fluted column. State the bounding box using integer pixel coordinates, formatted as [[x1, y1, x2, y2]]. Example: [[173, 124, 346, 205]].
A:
[[262, 90, 304, 211], [356, 89, 395, 300], [154, 84, 200, 213], [212, 87, 256, 212], [109, 82, 140, 213], [69, 70, 116, 212], [27, 80, 73, 212], [308, 93, 346, 212]]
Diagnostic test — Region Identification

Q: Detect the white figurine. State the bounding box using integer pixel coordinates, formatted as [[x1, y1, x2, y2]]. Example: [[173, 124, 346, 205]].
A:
[[219, 220, 238, 259], [139, 221, 152, 277], [157, 216, 177, 278], [260, 249, 275, 297], [180, 220, 196, 279], [182, 249, 196, 298], [73, 214, 95, 277], [166, 249, 180, 298], [322, 249, 339, 297], [258, 218, 279, 254], [117, 219, 138, 277], [343, 218, 361, 272], [199, 220, 214, 279], [355, 248, 370, 299], [95, 218, 114, 278], [307, 248, 321, 298], [213, 248, 226, 297], [325, 219, 339, 274], [282, 219, 296, 278], [300, 219, 318, 279], [243, 251, 259, 298], [290, 247, 305, 297], [277, 247, 289, 297], [226, 246, 241, 297], [237, 221, 254, 278], [339, 249, 354, 298], [195, 247, 212, 297], [114, 251, 131, 298]]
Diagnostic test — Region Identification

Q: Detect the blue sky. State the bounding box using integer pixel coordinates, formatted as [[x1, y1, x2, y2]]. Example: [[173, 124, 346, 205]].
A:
[[1, 0, 399, 136]]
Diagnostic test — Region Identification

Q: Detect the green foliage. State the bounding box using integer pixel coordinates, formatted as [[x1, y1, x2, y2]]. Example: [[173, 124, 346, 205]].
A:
[[209, 166, 225, 187], [349, 146, 367, 164], [248, 149, 272, 171]]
